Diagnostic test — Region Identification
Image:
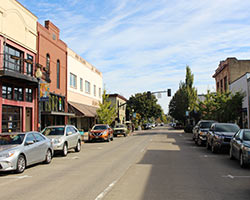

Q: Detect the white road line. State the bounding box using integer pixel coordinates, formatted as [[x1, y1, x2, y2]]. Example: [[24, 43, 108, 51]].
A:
[[95, 180, 117, 200], [222, 174, 250, 179], [0, 175, 32, 179]]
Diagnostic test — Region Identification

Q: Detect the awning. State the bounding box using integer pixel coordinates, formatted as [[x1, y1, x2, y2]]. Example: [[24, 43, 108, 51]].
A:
[[68, 101, 98, 118], [41, 111, 75, 116]]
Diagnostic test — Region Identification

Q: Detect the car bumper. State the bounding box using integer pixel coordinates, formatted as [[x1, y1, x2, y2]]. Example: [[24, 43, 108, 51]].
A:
[[243, 150, 250, 164], [199, 135, 207, 141], [52, 143, 64, 151], [214, 141, 231, 149], [0, 157, 17, 171], [89, 134, 108, 141]]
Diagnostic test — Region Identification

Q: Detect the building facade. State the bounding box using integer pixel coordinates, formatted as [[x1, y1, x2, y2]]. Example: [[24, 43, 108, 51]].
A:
[[213, 57, 250, 93], [107, 94, 127, 125], [37, 20, 72, 130], [0, 0, 38, 133], [67, 48, 103, 132], [230, 73, 250, 128]]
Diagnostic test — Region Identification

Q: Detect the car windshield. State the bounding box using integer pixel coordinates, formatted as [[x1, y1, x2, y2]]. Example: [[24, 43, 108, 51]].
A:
[[115, 125, 125, 128], [215, 124, 239, 132], [200, 122, 214, 128], [93, 125, 107, 130], [42, 127, 65, 136], [243, 131, 250, 141], [0, 134, 25, 145]]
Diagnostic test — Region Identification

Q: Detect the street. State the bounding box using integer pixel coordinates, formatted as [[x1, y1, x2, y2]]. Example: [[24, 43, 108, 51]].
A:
[[0, 126, 250, 200]]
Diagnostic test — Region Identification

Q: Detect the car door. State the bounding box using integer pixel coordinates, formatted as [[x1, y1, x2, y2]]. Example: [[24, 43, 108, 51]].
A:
[[70, 126, 79, 147], [33, 132, 47, 162], [232, 130, 243, 159], [66, 126, 74, 148], [23, 133, 38, 165]]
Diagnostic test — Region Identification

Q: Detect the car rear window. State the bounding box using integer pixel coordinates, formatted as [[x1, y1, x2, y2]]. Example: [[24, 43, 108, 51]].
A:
[[42, 127, 65, 136], [200, 122, 214, 128], [243, 131, 250, 141]]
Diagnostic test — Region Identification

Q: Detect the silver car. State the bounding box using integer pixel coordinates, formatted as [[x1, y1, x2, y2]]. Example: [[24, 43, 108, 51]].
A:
[[41, 125, 81, 156], [0, 132, 53, 173]]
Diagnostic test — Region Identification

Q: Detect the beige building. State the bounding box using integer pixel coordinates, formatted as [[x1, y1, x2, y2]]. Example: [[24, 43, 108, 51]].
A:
[[67, 48, 103, 131], [213, 57, 250, 93], [107, 94, 127, 125]]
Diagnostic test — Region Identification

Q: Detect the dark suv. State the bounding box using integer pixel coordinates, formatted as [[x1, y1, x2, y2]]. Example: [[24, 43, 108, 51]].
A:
[[206, 123, 240, 153], [192, 120, 216, 146]]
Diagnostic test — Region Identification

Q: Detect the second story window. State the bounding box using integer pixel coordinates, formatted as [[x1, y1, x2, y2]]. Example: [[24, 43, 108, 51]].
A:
[[80, 78, 83, 91], [25, 88, 33, 102], [94, 85, 96, 96], [70, 73, 77, 88], [85, 81, 90, 94], [57, 60, 60, 89], [26, 54, 33, 76], [14, 87, 23, 101], [99, 88, 101, 98], [46, 54, 50, 72], [224, 76, 227, 91]]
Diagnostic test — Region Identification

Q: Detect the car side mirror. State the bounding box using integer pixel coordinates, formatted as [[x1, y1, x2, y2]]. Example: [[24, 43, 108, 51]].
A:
[[25, 140, 35, 145], [67, 132, 73, 136]]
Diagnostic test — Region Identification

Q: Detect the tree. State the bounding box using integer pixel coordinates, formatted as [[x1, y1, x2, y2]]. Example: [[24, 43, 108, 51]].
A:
[[127, 92, 163, 123], [96, 89, 116, 125]]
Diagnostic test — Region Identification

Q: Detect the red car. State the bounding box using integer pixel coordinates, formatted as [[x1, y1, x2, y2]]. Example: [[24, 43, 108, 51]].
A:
[[89, 124, 114, 142]]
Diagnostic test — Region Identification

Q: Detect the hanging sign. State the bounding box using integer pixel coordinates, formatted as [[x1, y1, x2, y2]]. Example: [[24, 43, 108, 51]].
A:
[[40, 83, 50, 101]]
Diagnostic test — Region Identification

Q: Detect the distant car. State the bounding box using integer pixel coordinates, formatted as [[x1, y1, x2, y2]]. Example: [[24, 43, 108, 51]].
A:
[[160, 122, 164, 126], [192, 120, 216, 146], [0, 132, 53, 173], [206, 123, 240, 153], [113, 124, 127, 137], [230, 129, 250, 168], [41, 125, 81, 156], [89, 124, 114, 142], [174, 122, 184, 129]]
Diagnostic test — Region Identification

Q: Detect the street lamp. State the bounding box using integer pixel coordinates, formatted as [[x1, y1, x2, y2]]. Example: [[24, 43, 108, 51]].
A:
[[35, 64, 43, 131]]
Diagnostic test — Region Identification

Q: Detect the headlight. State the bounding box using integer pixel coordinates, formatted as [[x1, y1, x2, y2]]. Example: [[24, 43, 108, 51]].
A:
[[243, 146, 250, 152], [52, 138, 62, 144], [199, 131, 207, 136], [0, 151, 15, 158], [101, 130, 108, 135]]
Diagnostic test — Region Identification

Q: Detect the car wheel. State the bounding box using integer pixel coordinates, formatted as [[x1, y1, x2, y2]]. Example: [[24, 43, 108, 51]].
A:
[[197, 138, 202, 146], [44, 149, 52, 164], [229, 147, 235, 160], [110, 135, 113, 141], [240, 152, 246, 168], [75, 140, 81, 152], [206, 141, 211, 150], [16, 155, 26, 173], [62, 143, 68, 156]]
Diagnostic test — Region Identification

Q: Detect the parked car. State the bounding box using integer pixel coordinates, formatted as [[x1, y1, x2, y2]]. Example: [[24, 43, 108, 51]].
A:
[[113, 124, 128, 137], [0, 132, 53, 173], [41, 125, 81, 156], [206, 123, 240, 153], [192, 120, 216, 146], [229, 129, 250, 168], [89, 124, 114, 142]]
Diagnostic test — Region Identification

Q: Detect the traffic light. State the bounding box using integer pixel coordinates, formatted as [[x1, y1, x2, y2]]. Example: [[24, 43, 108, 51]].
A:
[[147, 91, 151, 99], [167, 89, 171, 97]]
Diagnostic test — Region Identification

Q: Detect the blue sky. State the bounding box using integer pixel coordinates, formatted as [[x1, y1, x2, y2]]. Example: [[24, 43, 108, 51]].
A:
[[19, 0, 250, 113]]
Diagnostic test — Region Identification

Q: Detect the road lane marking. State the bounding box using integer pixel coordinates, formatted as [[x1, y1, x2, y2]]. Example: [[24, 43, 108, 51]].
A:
[[0, 175, 32, 179], [200, 155, 218, 158], [95, 180, 117, 200], [97, 147, 103, 150], [222, 174, 250, 179]]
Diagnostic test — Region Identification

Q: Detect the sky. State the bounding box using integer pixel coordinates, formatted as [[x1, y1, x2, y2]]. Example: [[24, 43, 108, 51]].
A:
[[19, 0, 250, 113]]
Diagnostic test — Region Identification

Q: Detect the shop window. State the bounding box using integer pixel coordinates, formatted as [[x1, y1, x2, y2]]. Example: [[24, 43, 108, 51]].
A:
[[2, 105, 22, 133], [25, 88, 33, 102]]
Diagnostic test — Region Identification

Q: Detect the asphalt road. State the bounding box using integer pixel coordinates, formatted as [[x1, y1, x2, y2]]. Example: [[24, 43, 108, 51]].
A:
[[0, 127, 250, 200]]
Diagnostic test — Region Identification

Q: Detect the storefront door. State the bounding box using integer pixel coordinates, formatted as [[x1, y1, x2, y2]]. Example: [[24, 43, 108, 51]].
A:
[[25, 107, 32, 132]]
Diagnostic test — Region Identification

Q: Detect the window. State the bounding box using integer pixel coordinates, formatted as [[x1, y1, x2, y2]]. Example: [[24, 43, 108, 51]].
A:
[[4, 44, 24, 73], [220, 80, 223, 93], [80, 78, 83, 91], [33, 133, 45, 142], [2, 105, 22, 133], [94, 85, 96, 96], [46, 54, 50, 72], [14, 87, 23, 101], [2, 85, 12, 100], [25, 88, 33, 102], [70, 73, 77, 88], [26, 54, 33, 76], [99, 88, 101, 98], [57, 60, 60, 89], [217, 82, 219, 92], [25, 133, 36, 144], [224, 76, 227, 91], [85, 81, 90, 94]]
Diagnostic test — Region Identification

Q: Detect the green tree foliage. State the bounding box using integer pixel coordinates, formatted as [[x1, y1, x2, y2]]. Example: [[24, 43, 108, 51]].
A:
[[168, 66, 197, 124], [127, 92, 163, 123], [196, 91, 245, 122], [96, 90, 116, 125]]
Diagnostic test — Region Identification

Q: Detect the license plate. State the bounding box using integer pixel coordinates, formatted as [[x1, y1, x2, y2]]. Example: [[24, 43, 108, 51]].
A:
[[95, 136, 99, 139]]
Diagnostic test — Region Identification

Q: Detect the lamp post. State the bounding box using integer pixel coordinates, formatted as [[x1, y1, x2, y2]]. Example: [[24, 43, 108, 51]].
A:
[[35, 64, 43, 131]]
